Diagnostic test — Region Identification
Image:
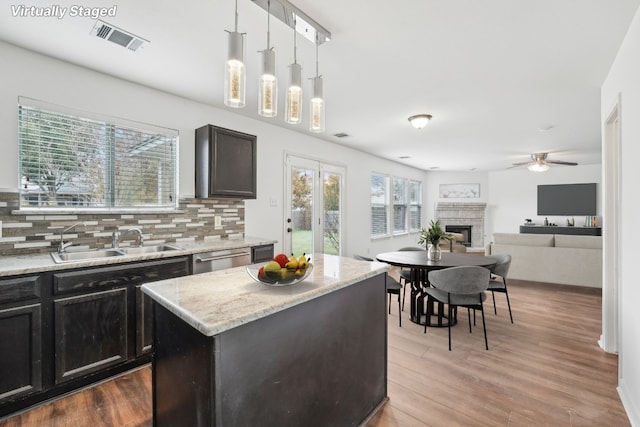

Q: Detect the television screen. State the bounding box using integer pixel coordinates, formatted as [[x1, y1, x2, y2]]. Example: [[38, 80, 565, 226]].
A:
[[537, 183, 596, 216]]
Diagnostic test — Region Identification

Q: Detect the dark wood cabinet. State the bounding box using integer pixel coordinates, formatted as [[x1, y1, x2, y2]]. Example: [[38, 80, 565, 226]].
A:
[[53, 288, 128, 384], [0, 257, 189, 417], [251, 244, 274, 263], [195, 125, 257, 199]]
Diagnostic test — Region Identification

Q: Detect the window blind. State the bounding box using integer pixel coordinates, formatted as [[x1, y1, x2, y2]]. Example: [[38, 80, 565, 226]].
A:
[[18, 100, 177, 210], [409, 180, 422, 231], [392, 177, 407, 233], [370, 174, 388, 236]]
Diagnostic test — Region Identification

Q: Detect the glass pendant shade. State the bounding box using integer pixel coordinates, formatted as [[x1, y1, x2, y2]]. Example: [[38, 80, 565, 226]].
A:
[[310, 76, 324, 133], [224, 31, 245, 108], [285, 63, 303, 124], [259, 49, 277, 117]]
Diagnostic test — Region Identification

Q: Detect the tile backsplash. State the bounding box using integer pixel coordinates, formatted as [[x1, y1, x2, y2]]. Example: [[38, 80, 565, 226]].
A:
[[0, 192, 245, 256]]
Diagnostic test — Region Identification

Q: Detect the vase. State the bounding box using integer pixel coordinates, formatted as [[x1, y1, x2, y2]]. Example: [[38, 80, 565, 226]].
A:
[[427, 242, 442, 261]]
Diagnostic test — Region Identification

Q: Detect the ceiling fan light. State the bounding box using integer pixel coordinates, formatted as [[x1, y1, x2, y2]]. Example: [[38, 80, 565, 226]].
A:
[[408, 114, 432, 129], [528, 163, 550, 172]]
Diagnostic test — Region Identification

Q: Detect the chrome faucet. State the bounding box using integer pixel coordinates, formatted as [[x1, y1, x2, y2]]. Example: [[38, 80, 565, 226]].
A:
[[58, 222, 85, 253], [113, 227, 144, 249]]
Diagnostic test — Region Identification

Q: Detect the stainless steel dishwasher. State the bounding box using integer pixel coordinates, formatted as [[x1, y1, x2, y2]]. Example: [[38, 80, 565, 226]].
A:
[[192, 248, 252, 274]]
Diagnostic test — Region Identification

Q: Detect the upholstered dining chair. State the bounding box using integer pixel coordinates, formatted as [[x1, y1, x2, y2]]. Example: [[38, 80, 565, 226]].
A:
[[424, 266, 491, 350], [486, 254, 513, 323], [354, 255, 402, 326], [396, 246, 425, 310]]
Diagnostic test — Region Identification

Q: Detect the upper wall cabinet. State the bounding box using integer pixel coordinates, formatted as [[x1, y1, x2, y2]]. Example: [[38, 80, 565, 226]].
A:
[[195, 125, 257, 199]]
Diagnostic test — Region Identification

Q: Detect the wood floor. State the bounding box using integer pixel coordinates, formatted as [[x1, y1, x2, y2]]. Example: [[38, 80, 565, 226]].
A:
[[0, 276, 629, 426]]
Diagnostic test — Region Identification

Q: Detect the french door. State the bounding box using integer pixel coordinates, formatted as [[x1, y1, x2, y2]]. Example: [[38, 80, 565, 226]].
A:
[[284, 154, 345, 257]]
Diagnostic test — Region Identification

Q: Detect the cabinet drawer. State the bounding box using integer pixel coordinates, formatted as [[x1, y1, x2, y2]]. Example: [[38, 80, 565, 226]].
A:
[[0, 276, 41, 305], [53, 257, 189, 295]]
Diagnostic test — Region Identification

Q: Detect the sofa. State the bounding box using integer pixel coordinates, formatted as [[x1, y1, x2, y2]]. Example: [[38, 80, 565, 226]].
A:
[[485, 233, 602, 288]]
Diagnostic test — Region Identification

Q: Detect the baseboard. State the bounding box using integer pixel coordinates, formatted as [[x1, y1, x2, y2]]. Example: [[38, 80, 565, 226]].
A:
[[618, 379, 640, 427]]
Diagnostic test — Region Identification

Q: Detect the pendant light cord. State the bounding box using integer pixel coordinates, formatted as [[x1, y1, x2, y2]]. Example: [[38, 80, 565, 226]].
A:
[[266, 0, 271, 50], [293, 17, 297, 64], [234, 0, 238, 31], [315, 33, 319, 77]]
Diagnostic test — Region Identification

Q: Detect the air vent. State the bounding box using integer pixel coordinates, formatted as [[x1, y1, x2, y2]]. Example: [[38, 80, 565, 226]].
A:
[[333, 132, 350, 138], [91, 20, 149, 52]]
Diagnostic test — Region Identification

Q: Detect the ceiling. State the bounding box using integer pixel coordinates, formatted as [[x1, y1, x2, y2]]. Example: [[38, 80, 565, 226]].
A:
[[1, 0, 638, 172]]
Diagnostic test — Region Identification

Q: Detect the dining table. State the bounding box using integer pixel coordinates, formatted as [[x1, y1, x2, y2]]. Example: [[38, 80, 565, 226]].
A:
[[376, 251, 496, 326]]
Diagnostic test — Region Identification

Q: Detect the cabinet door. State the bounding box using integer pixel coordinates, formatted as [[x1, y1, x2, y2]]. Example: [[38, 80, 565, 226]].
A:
[[0, 303, 42, 402], [54, 288, 127, 384], [195, 125, 257, 199]]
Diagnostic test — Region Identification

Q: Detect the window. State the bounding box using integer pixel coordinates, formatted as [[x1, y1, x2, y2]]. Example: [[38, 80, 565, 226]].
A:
[[18, 98, 177, 210], [392, 177, 407, 234], [370, 173, 422, 238], [409, 180, 422, 231], [370, 174, 388, 237]]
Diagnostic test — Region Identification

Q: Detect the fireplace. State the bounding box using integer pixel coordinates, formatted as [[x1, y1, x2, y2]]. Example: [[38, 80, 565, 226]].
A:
[[445, 225, 472, 247]]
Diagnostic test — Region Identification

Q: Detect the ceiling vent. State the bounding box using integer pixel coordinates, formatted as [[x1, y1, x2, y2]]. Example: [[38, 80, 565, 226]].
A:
[[91, 20, 148, 52], [333, 132, 350, 138]]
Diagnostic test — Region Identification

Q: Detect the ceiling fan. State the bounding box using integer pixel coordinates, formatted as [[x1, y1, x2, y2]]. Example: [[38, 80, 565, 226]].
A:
[[511, 152, 578, 172]]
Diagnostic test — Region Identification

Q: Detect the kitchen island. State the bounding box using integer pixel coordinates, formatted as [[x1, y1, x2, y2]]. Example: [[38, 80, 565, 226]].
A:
[[142, 254, 390, 426]]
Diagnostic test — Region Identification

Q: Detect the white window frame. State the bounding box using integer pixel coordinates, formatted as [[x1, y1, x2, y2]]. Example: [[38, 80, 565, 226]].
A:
[[18, 97, 178, 212], [409, 179, 422, 232], [392, 176, 408, 235], [370, 173, 422, 239]]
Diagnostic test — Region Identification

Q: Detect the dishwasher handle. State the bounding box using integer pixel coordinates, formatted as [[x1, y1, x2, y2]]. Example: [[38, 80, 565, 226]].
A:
[[195, 252, 251, 263]]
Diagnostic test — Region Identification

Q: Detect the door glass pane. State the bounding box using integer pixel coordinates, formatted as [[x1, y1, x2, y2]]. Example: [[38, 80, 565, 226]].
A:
[[291, 167, 314, 256], [323, 171, 341, 255]]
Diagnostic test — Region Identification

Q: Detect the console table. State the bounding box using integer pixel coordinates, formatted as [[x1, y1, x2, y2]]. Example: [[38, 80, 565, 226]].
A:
[[519, 226, 601, 236]]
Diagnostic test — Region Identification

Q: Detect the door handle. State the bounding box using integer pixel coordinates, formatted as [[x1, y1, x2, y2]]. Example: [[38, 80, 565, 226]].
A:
[[287, 227, 292, 233]]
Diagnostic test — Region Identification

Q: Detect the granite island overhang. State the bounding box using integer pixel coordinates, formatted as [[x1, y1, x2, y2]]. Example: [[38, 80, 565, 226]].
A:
[[142, 254, 391, 426]]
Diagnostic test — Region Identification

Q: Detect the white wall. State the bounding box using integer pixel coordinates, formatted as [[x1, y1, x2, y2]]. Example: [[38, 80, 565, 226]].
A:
[[486, 165, 602, 239], [0, 41, 426, 258], [602, 5, 640, 425]]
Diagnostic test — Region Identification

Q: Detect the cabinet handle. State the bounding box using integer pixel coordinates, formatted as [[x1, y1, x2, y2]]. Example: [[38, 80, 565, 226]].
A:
[[195, 252, 250, 263]]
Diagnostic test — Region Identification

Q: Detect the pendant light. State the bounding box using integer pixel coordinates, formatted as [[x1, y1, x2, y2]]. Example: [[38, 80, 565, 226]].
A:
[[224, 0, 245, 108], [309, 35, 324, 133], [258, 0, 277, 117], [285, 18, 302, 124]]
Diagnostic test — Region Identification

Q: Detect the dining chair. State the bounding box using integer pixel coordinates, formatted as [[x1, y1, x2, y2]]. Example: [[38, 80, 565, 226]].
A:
[[487, 254, 513, 323], [354, 254, 402, 326], [424, 266, 490, 350], [396, 246, 424, 311]]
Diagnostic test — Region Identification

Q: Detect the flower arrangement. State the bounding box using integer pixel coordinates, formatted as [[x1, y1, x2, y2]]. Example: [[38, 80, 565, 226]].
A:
[[418, 220, 453, 247]]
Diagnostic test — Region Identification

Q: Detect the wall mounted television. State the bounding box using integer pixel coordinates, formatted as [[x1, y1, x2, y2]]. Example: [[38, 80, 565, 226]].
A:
[[537, 183, 597, 216]]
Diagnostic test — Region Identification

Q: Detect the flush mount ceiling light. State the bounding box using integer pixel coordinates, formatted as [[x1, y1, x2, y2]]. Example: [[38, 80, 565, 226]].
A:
[[224, 0, 246, 108], [408, 114, 432, 129]]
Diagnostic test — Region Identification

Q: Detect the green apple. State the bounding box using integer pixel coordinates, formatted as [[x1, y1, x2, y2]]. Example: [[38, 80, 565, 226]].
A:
[[264, 261, 282, 279]]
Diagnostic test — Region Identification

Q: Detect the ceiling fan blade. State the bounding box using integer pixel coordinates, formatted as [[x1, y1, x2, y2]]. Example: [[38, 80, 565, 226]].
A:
[[511, 161, 532, 166], [546, 160, 578, 166]]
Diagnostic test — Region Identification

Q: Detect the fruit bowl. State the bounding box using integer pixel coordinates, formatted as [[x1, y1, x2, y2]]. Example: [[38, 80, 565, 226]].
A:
[[246, 262, 314, 287]]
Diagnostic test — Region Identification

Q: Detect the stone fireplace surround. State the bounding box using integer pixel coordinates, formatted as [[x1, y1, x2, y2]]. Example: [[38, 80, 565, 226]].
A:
[[435, 202, 487, 248]]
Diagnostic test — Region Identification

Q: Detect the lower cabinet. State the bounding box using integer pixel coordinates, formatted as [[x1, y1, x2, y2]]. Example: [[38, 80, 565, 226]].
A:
[[53, 288, 128, 384], [0, 256, 189, 417], [0, 303, 42, 401], [0, 275, 42, 403]]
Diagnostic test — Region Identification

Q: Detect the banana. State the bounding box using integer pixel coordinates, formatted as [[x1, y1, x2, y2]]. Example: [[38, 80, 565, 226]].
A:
[[285, 254, 299, 270]]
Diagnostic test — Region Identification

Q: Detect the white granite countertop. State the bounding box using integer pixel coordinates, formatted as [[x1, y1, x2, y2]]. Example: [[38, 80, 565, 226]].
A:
[[141, 254, 390, 337], [0, 236, 276, 277]]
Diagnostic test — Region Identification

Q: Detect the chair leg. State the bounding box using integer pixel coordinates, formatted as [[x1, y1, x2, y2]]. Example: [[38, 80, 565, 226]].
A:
[[504, 279, 513, 323], [480, 304, 489, 350], [467, 308, 472, 332], [388, 292, 391, 314], [401, 282, 406, 311], [492, 291, 497, 315], [398, 293, 402, 327], [424, 296, 431, 334], [448, 303, 453, 351]]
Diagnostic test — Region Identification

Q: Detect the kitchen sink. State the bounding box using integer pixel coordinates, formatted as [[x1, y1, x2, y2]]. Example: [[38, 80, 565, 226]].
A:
[[121, 244, 182, 255], [51, 248, 126, 264]]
